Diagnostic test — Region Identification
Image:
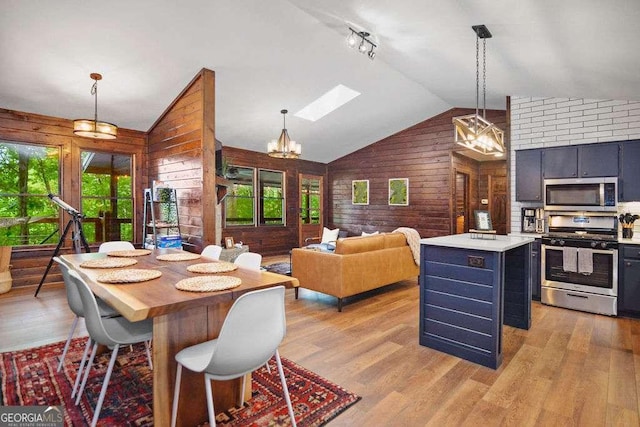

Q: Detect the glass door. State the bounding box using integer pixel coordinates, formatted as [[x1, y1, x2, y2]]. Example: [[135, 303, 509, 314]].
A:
[[298, 174, 323, 247]]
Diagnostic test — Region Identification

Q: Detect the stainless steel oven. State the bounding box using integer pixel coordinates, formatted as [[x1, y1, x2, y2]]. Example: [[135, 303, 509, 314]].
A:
[[541, 214, 618, 316]]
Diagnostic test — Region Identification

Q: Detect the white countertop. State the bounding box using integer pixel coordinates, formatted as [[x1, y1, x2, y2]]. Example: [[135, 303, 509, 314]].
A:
[[508, 232, 544, 239], [420, 233, 535, 252], [620, 238, 640, 245]]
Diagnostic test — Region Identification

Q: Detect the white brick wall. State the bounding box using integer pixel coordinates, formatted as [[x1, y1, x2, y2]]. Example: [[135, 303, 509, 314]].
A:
[[510, 97, 640, 233]]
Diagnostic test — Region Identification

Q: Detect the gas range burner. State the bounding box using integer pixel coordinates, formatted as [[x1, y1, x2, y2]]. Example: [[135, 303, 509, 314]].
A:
[[542, 232, 619, 249]]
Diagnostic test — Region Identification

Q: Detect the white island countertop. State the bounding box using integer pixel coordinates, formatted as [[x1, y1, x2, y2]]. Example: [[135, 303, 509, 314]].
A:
[[420, 233, 535, 252]]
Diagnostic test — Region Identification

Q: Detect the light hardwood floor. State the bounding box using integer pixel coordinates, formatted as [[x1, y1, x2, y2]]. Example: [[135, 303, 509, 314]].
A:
[[2, 255, 640, 426]]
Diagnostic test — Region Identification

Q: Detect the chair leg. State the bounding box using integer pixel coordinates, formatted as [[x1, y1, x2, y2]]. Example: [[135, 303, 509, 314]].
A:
[[337, 298, 343, 312], [90, 345, 119, 427], [145, 340, 153, 370], [75, 342, 98, 405], [204, 374, 217, 427], [275, 350, 297, 427], [170, 364, 182, 427], [239, 373, 246, 407], [72, 336, 92, 399], [58, 316, 79, 372], [294, 287, 299, 299]]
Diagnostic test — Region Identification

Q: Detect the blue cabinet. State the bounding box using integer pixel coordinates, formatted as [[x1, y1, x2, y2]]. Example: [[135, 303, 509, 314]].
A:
[[542, 143, 619, 179], [620, 140, 640, 202], [531, 239, 541, 301], [619, 244, 640, 315], [419, 241, 531, 369], [515, 149, 543, 201], [543, 146, 578, 178]]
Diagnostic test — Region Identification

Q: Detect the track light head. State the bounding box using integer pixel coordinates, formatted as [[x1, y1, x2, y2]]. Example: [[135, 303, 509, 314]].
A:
[[346, 31, 357, 48], [368, 48, 376, 60]]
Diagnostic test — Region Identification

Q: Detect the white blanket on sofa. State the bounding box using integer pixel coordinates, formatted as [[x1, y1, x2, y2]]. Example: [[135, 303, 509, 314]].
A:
[[393, 227, 421, 266]]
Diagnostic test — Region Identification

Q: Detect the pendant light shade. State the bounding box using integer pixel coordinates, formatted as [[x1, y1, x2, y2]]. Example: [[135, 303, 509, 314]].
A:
[[73, 73, 118, 140], [453, 25, 504, 157], [267, 109, 301, 158]]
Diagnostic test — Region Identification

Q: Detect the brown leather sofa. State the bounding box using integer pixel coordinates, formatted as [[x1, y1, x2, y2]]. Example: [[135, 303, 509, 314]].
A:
[[291, 232, 419, 311]]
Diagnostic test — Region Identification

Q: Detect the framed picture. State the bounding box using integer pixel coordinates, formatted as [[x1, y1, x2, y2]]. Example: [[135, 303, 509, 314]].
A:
[[352, 180, 369, 205], [388, 178, 409, 206], [224, 236, 235, 249], [474, 210, 493, 231]]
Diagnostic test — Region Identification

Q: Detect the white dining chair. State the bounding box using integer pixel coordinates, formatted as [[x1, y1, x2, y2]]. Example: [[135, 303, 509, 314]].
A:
[[201, 244, 223, 260], [170, 285, 296, 427], [53, 257, 120, 373], [68, 269, 153, 427], [234, 252, 262, 271], [98, 241, 135, 253]]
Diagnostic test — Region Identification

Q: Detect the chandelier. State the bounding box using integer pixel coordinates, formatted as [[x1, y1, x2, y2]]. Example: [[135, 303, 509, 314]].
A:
[[453, 25, 504, 157], [73, 73, 118, 140], [267, 109, 301, 159]]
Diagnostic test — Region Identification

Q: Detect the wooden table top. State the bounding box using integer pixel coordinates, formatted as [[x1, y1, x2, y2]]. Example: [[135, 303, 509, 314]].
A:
[[61, 249, 299, 322]]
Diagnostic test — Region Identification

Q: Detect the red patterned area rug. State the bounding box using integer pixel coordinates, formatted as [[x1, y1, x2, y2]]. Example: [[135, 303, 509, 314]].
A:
[[0, 338, 360, 426]]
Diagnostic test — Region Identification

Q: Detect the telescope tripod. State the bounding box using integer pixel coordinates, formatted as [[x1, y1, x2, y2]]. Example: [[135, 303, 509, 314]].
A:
[[34, 214, 90, 297]]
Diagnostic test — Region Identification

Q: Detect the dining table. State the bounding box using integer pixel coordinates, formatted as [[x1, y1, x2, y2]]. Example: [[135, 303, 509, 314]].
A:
[[61, 248, 299, 427]]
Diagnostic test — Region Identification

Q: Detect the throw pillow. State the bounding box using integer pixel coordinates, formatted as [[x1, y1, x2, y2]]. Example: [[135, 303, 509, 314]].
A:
[[361, 231, 379, 236], [321, 227, 340, 244]]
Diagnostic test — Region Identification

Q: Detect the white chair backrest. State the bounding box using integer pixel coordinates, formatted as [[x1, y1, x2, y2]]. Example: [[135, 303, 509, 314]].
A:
[[201, 245, 222, 260], [68, 269, 119, 347], [54, 256, 84, 317], [98, 241, 135, 253], [207, 286, 286, 376], [234, 252, 262, 271]]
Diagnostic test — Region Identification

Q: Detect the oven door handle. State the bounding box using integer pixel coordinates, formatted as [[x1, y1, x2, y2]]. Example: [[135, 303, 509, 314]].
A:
[[542, 246, 616, 255], [566, 293, 589, 299]]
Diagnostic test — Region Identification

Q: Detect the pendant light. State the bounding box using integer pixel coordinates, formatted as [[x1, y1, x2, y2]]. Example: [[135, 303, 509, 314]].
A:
[[267, 109, 301, 158], [73, 73, 118, 139], [453, 25, 504, 157]]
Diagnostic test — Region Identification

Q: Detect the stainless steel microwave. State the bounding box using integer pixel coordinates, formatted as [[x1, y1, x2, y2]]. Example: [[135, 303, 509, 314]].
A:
[[544, 177, 617, 211]]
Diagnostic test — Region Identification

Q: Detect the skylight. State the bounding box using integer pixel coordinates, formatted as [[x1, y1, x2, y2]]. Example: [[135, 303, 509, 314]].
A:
[[294, 84, 360, 122]]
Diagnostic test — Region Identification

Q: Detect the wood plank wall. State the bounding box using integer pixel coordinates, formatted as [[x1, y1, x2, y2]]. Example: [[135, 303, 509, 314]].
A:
[[146, 69, 215, 252], [0, 108, 146, 289], [221, 146, 326, 256], [327, 108, 507, 238]]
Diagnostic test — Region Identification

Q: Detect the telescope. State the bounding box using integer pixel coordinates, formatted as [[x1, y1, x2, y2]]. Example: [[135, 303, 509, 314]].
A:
[[48, 193, 83, 218]]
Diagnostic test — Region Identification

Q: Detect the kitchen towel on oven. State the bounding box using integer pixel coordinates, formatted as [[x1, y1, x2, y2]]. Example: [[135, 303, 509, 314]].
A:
[[577, 248, 593, 275], [562, 247, 578, 272]]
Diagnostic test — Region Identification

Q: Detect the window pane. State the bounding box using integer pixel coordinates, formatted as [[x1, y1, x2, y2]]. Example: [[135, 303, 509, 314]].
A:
[[0, 141, 60, 246], [80, 151, 133, 243], [225, 166, 255, 227], [259, 169, 284, 226]]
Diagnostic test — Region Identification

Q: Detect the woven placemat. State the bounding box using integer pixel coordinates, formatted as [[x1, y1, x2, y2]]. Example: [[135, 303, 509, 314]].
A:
[[96, 269, 162, 284], [175, 276, 241, 292], [156, 253, 201, 262], [80, 257, 138, 269], [187, 262, 238, 274], [107, 249, 152, 257]]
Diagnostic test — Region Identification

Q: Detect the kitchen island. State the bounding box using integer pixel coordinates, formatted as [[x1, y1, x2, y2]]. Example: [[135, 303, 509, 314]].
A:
[[419, 233, 535, 369]]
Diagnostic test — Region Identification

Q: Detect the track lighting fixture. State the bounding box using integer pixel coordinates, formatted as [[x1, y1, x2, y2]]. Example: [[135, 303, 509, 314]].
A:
[[346, 27, 377, 60]]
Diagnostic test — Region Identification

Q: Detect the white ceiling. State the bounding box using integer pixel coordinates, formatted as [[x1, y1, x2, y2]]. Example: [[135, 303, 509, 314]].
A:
[[1, 0, 639, 163]]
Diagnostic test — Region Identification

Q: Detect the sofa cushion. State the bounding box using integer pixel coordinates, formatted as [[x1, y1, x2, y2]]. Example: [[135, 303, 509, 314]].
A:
[[335, 234, 385, 255], [383, 232, 408, 249], [321, 227, 340, 244]]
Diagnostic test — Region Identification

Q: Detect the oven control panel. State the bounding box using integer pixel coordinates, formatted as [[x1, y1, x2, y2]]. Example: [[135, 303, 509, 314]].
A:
[[542, 237, 618, 250]]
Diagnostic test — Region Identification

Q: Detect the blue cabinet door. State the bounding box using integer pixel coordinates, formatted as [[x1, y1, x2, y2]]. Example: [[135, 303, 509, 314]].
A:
[[543, 146, 578, 178], [620, 140, 640, 202], [578, 143, 619, 177], [515, 149, 543, 201]]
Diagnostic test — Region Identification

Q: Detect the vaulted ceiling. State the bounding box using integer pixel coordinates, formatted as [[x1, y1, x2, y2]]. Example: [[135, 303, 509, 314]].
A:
[[1, 0, 639, 163]]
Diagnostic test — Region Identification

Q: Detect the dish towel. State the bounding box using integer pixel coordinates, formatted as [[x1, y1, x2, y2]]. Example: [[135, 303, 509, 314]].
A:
[[562, 247, 578, 273], [578, 248, 594, 275]]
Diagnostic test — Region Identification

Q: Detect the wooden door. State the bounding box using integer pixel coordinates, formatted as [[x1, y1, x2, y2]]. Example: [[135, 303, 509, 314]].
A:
[[489, 175, 507, 235], [455, 172, 469, 234], [298, 174, 323, 247]]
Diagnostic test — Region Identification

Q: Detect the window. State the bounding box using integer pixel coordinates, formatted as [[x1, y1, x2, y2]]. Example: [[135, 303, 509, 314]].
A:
[[80, 151, 133, 243], [225, 166, 255, 226], [0, 140, 60, 246], [259, 169, 284, 225], [224, 166, 285, 227]]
